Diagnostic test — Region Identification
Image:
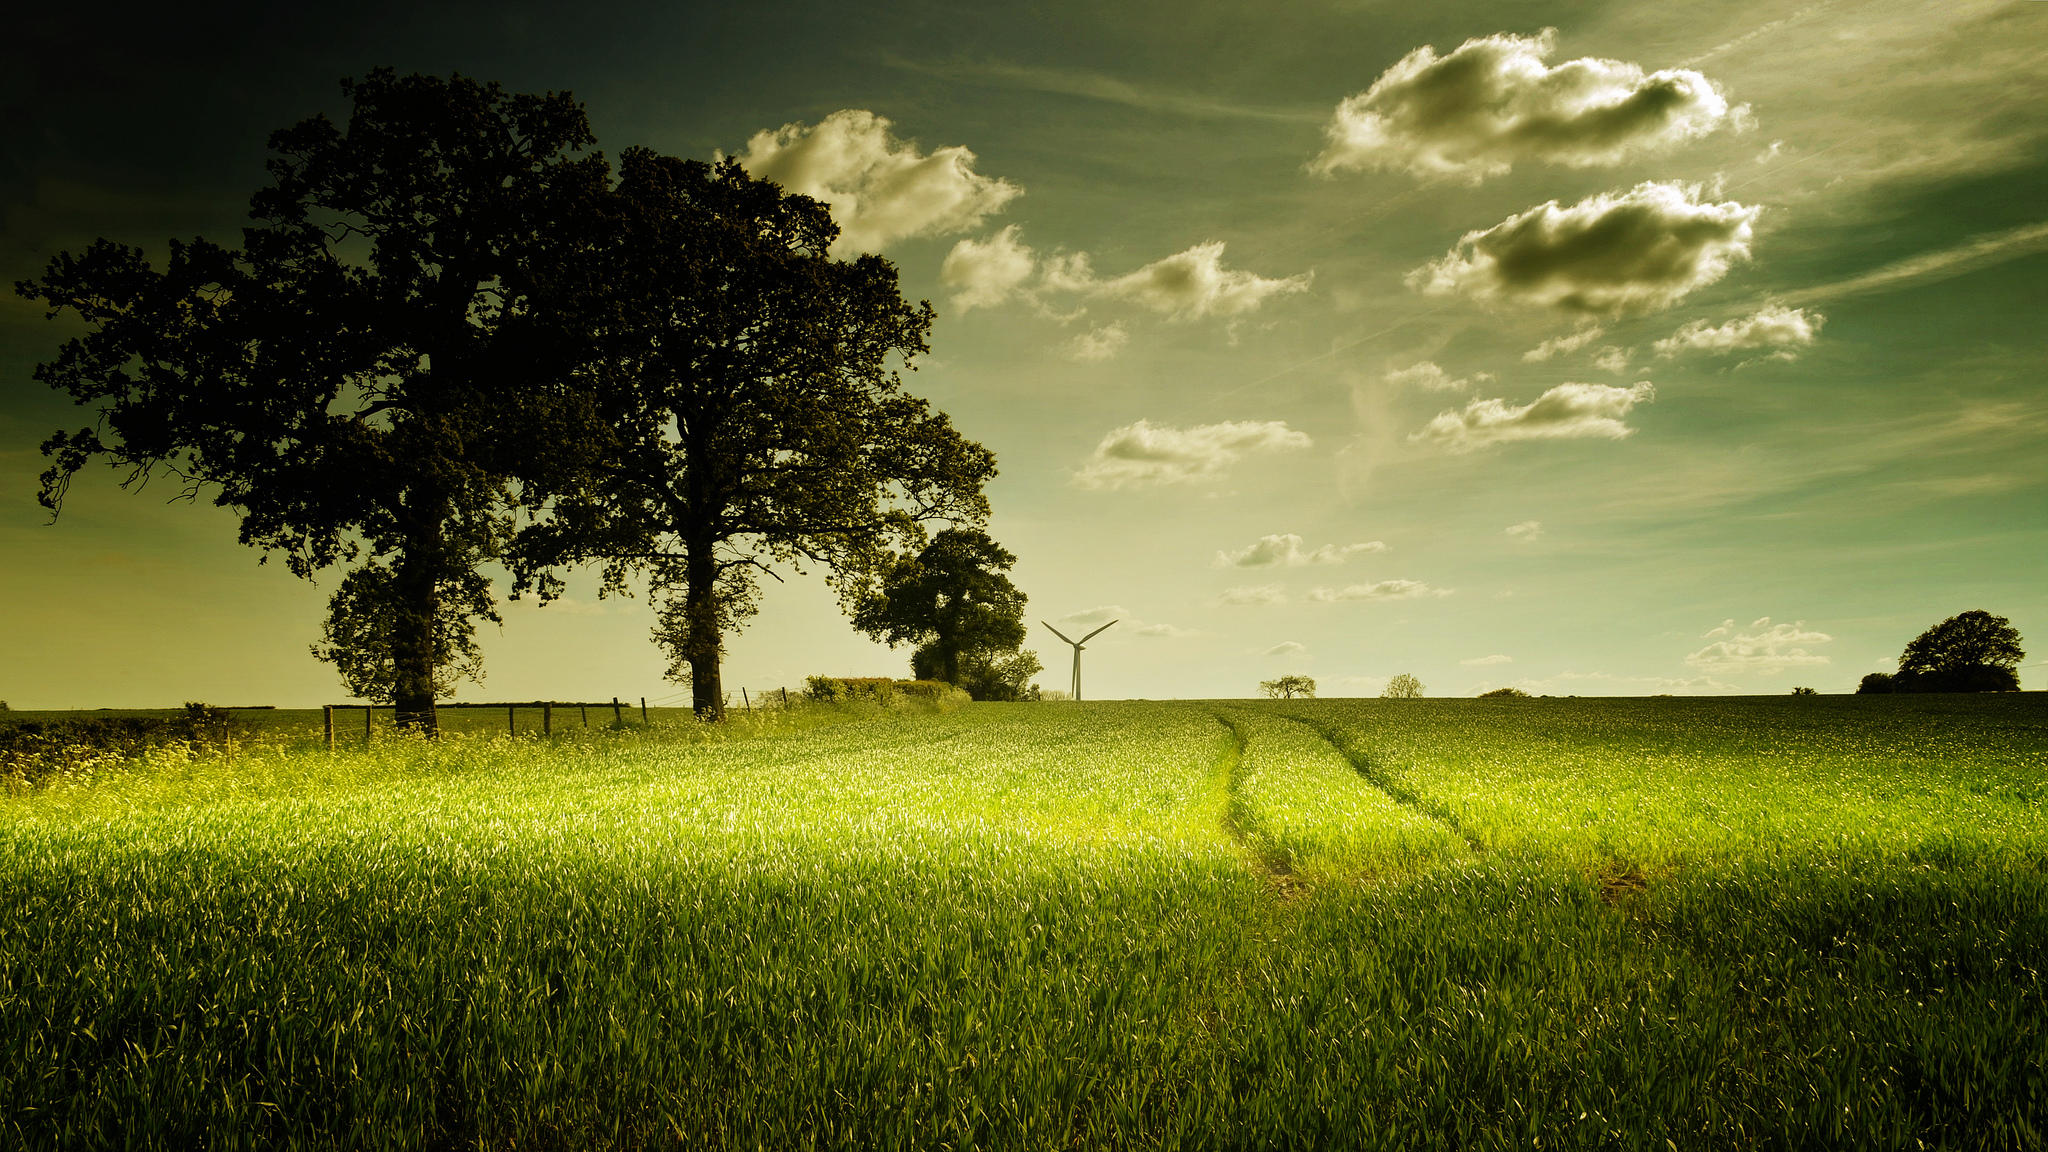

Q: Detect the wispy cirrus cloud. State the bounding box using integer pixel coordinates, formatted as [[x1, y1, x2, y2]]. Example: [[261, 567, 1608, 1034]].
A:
[[1413, 382, 1654, 452], [1073, 419, 1311, 490], [1506, 520, 1543, 541], [1218, 585, 1288, 606], [1263, 641, 1308, 658], [1312, 29, 1743, 183], [1216, 533, 1386, 568], [1461, 653, 1513, 666], [1522, 324, 1606, 362], [1409, 182, 1759, 315], [736, 110, 1020, 255]]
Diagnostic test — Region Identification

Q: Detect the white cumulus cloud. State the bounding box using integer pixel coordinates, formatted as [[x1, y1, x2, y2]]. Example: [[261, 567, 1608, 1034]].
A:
[[1074, 419, 1312, 490], [1307, 580, 1448, 602], [1591, 346, 1632, 373], [1384, 360, 1475, 392], [1409, 182, 1760, 315], [939, 234, 1310, 321], [1065, 322, 1129, 362], [1684, 616, 1832, 674], [1311, 29, 1743, 183], [1216, 533, 1387, 568], [1090, 241, 1313, 319], [941, 225, 1037, 312], [1522, 324, 1606, 361], [1413, 381, 1654, 452], [737, 109, 1021, 255], [1653, 304, 1825, 359]]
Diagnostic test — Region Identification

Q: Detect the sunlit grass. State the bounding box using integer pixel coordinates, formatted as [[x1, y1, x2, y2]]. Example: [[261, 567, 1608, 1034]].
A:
[[1, 695, 2042, 1149]]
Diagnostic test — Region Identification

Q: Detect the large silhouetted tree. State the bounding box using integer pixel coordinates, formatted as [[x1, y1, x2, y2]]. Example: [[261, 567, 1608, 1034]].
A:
[[513, 152, 995, 720], [1895, 610, 2024, 692], [18, 71, 596, 732], [852, 528, 1028, 691]]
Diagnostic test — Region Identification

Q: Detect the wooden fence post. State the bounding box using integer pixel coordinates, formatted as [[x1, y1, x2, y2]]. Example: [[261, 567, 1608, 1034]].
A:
[[580, 704, 588, 728], [613, 696, 622, 726], [742, 687, 750, 711], [323, 705, 334, 750], [781, 687, 788, 707], [641, 697, 648, 724], [365, 705, 372, 743], [543, 702, 552, 736], [508, 704, 516, 736]]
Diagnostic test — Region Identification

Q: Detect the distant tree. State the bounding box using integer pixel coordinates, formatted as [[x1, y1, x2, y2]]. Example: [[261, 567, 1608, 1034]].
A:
[[1381, 673, 1424, 699], [853, 529, 1028, 691], [510, 152, 995, 720], [945, 649, 1045, 702], [18, 71, 596, 731], [1895, 610, 2024, 693], [1478, 686, 1529, 698], [1791, 686, 1817, 696], [1260, 674, 1316, 700], [1857, 673, 1895, 694]]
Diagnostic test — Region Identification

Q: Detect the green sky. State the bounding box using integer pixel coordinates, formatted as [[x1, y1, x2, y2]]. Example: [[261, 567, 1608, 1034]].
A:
[[3, 0, 2044, 707]]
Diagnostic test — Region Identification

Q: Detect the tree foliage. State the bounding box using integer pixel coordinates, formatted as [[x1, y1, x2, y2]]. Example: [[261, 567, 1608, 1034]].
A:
[[18, 70, 595, 729], [1478, 686, 1530, 698], [1894, 610, 2024, 693], [512, 152, 995, 719], [853, 529, 1028, 692], [1259, 675, 1316, 700], [1382, 673, 1425, 699]]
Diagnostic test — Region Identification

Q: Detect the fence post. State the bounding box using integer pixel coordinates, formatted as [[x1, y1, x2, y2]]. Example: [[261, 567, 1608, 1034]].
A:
[[323, 705, 334, 750], [641, 697, 648, 725], [613, 696, 622, 726], [543, 702, 552, 736], [365, 705, 372, 743], [581, 704, 588, 728], [781, 687, 788, 707], [742, 687, 750, 711], [508, 704, 516, 736]]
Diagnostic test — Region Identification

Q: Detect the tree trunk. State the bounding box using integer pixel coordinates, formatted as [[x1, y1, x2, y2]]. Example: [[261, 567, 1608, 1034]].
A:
[[390, 495, 447, 735], [685, 542, 725, 722]]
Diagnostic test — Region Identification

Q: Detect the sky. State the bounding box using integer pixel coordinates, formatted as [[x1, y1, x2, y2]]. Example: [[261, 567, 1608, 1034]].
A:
[[3, 0, 2045, 708]]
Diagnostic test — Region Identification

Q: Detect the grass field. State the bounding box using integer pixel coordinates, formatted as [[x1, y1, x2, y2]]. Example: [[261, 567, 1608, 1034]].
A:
[[1, 695, 2043, 1149]]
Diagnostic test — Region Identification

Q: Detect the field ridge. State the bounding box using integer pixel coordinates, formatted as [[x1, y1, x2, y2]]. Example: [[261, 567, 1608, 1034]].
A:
[[1279, 711, 1487, 855]]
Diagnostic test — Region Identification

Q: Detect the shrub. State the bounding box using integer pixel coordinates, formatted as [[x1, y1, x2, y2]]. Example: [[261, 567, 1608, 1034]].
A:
[[0, 703, 251, 786], [1857, 673, 1895, 694], [1791, 686, 1817, 696], [1478, 687, 1530, 698]]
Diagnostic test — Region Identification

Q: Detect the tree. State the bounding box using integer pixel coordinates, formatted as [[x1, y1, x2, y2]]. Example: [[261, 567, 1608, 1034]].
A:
[[1895, 610, 2024, 693], [1857, 672, 1895, 694], [1260, 675, 1316, 700], [1478, 686, 1529, 698], [948, 649, 1046, 702], [853, 528, 1028, 691], [19, 71, 595, 731], [1382, 673, 1425, 699], [513, 152, 995, 720]]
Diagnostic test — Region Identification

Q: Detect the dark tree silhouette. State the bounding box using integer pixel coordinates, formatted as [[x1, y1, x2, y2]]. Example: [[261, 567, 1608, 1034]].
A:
[[1260, 675, 1316, 700], [1857, 673, 1895, 694], [18, 71, 595, 731], [513, 152, 995, 720], [944, 650, 1046, 703], [853, 528, 1028, 692], [1895, 610, 2024, 693]]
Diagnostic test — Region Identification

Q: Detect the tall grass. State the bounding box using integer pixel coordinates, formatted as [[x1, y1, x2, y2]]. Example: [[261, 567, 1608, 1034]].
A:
[[1, 695, 2042, 1148]]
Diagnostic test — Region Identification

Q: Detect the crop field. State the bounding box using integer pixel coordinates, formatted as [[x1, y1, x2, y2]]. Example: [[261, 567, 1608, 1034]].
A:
[[1, 695, 2043, 1150]]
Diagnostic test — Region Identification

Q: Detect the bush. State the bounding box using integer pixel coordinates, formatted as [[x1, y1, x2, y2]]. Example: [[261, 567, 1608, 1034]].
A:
[[1857, 673, 1895, 694], [1478, 687, 1529, 698], [1791, 686, 1817, 696], [0, 703, 250, 786], [801, 677, 968, 709]]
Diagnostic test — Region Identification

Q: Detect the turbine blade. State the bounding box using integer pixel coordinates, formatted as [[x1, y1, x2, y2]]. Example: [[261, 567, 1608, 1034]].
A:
[[1080, 620, 1118, 644], [1042, 622, 1076, 645]]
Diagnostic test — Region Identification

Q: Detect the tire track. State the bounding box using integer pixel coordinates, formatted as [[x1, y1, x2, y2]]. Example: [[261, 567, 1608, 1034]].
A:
[[1208, 712, 1303, 891], [1281, 713, 1487, 856]]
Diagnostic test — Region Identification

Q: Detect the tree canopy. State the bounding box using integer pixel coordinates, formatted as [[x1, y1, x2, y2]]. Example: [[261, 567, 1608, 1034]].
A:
[[1382, 673, 1425, 699], [18, 70, 595, 730], [1259, 675, 1316, 700], [852, 528, 1028, 692], [1894, 610, 2024, 693], [511, 151, 995, 719]]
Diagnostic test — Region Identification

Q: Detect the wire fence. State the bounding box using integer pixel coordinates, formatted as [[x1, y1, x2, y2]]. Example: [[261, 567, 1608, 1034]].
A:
[[322, 688, 801, 747]]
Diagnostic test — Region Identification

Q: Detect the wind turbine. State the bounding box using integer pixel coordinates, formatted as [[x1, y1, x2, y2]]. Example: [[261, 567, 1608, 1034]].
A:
[[1042, 619, 1116, 700]]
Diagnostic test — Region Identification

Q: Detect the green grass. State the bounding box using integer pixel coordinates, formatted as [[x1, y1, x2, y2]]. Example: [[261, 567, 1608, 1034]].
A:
[[1, 696, 2043, 1149]]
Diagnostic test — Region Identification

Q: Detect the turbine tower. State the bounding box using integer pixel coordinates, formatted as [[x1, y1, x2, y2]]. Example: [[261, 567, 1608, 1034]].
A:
[[1042, 619, 1116, 701]]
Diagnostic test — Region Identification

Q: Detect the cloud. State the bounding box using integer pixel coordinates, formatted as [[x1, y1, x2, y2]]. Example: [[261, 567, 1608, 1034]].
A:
[[1384, 360, 1474, 392], [1216, 533, 1387, 568], [1413, 381, 1654, 452], [942, 225, 1038, 312], [1684, 616, 1832, 674], [1135, 623, 1200, 639], [1090, 241, 1312, 319], [1782, 221, 2048, 306], [1462, 654, 1513, 666], [1307, 580, 1448, 602], [1653, 304, 1825, 359], [1408, 182, 1760, 315], [1055, 605, 1124, 628], [1522, 324, 1606, 361], [1311, 29, 1743, 183], [1073, 419, 1312, 490], [1263, 641, 1308, 658], [1218, 585, 1287, 606], [1591, 346, 1632, 373], [1505, 520, 1543, 541], [1064, 322, 1129, 362], [736, 109, 1021, 255], [939, 234, 1310, 320]]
